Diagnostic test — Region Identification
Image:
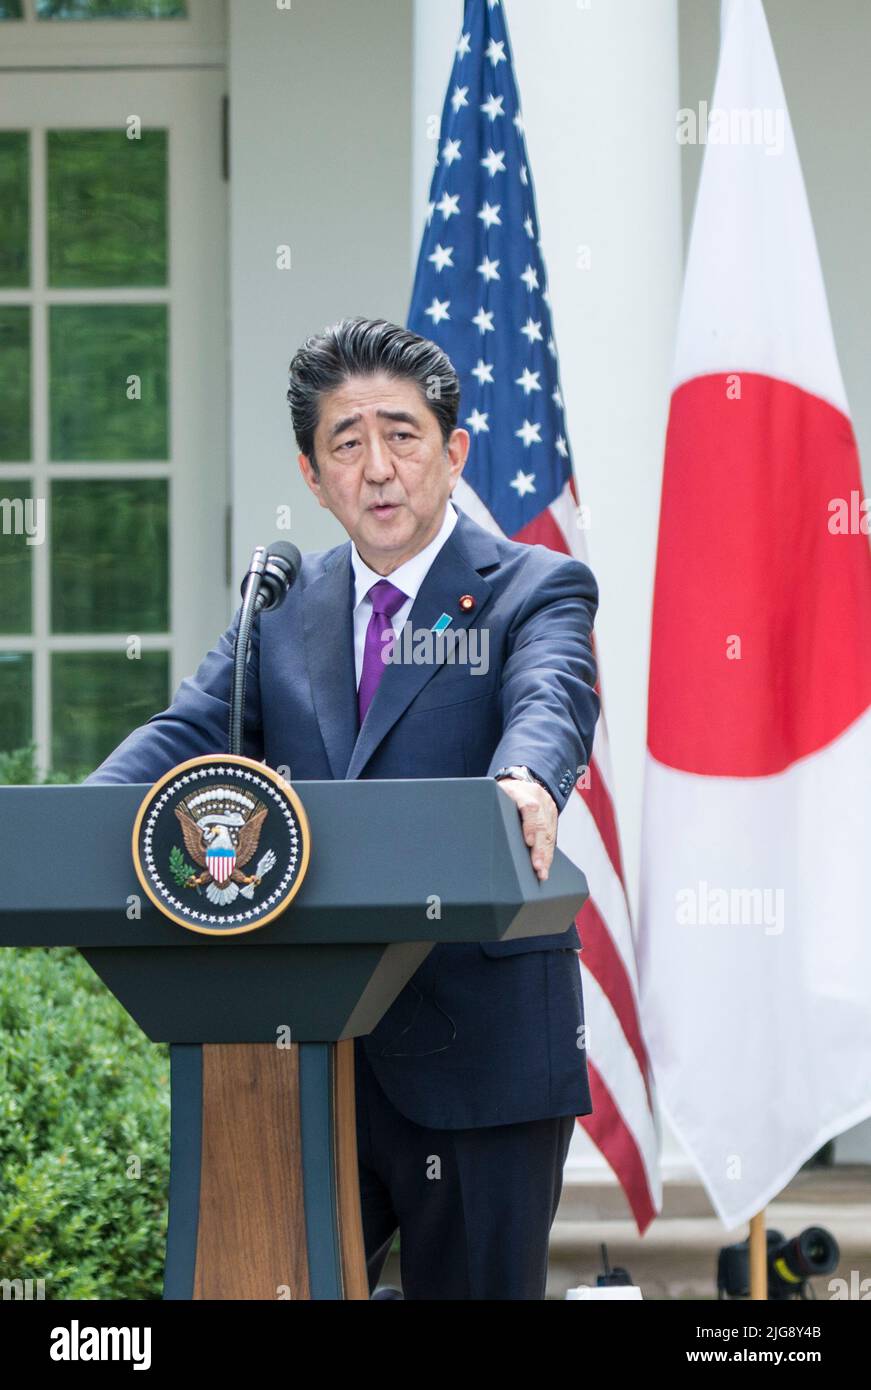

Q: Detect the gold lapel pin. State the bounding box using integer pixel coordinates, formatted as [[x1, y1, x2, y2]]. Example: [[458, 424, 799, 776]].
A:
[[458, 593, 475, 613]]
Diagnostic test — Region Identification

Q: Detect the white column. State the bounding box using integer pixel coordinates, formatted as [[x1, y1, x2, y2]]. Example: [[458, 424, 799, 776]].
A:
[[413, 0, 685, 1176]]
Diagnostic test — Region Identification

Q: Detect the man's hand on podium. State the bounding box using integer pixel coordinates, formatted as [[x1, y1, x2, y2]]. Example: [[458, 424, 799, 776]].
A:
[[494, 774, 557, 882]]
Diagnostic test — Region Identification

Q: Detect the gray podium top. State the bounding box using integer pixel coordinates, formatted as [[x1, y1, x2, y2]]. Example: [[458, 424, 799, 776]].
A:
[[0, 777, 587, 949]]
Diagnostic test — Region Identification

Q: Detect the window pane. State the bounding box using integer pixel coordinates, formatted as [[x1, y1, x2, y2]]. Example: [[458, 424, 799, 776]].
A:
[[0, 1, 24, 18], [0, 481, 34, 635], [0, 653, 31, 754], [48, 130, 167, 289], [37, 0, 186, 17], [0, 133, 29, 287], [49, 305, 168, 461], [0, 308, 31, 462], [51, 478, 169, 633], [52, 650, 169, 778]]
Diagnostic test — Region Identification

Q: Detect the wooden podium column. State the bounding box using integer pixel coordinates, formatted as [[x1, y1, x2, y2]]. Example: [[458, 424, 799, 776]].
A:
[[165, 1040, 369, 1300]]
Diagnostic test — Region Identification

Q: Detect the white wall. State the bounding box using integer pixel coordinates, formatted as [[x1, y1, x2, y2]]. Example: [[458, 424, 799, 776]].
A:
[[227, 0, 414, 580]]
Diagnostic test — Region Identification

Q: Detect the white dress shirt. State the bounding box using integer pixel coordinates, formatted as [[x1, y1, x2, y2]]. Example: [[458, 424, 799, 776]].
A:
[[350, 500, 459, 688]]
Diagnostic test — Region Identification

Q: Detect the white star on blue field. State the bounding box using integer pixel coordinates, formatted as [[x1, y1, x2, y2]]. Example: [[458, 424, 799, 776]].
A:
[[408, 0, 573, 539]]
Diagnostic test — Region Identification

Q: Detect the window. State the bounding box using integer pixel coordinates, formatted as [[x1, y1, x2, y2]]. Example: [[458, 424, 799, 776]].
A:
[[0, 66, 227, 777], [0, 0, 222, 66]]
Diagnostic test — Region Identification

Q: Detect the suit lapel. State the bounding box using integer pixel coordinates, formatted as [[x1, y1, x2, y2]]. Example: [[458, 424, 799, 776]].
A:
[[345, 510, 500, 782], [302, 545, 359, 780]]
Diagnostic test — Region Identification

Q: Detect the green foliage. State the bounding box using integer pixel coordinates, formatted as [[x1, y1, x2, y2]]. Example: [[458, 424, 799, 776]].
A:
[[0, 951, 170, 1299], [0, 749, 170, 1298], [168, 843, 194, 889], [0, 744, 70, 786], [37, 0, 186, 19]]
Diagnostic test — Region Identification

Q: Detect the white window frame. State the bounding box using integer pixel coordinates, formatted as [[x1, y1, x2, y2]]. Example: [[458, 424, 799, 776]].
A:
[[0, 0, 225, 69], [0, 66, 229, 774]]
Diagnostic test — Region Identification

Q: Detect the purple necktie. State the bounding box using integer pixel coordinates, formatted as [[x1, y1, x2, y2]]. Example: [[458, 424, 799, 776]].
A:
[[358, 578, 407, 724]]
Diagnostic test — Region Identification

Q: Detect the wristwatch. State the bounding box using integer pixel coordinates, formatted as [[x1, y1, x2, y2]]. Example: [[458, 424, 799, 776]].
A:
[[493, 765, 545, 788]]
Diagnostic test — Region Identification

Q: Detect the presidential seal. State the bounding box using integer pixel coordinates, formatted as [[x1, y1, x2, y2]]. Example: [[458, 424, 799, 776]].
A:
[[132, 754, 311, 935]]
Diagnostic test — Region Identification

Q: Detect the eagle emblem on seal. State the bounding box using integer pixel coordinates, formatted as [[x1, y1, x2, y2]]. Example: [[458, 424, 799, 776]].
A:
[[172, 785, 277, 907]]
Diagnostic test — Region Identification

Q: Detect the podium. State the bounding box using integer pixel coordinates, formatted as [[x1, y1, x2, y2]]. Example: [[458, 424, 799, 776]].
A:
[[0, 775, 588, 1300]]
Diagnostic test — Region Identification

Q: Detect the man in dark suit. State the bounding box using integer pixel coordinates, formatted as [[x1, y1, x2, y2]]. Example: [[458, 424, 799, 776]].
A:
[[87, 316, 600, 1300]]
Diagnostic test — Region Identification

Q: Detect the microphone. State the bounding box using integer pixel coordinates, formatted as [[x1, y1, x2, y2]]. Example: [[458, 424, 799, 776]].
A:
[[240, 541, 302, 614], [229, 540, 302, 755]]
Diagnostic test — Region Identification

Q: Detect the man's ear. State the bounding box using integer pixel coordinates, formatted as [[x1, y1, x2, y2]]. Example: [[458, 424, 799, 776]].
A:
[[298, 453, 326, 507], [446, 427, 470, 485]]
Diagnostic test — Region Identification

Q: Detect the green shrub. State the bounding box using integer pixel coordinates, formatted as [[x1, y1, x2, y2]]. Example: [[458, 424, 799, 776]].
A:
[[0, 745, 71, 786], [0, 748, 169, 1299]]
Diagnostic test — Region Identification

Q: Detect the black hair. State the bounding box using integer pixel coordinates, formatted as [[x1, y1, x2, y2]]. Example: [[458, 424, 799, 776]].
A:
[[287, 316, 460, 474]]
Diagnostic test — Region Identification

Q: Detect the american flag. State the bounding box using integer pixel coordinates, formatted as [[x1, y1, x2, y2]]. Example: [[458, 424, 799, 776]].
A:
[[408, 0, 660, 1233]]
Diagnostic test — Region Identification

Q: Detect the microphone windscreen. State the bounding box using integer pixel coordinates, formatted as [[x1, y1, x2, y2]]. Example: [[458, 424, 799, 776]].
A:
[[266, 541, 302, 584], [257, 541, 303, 612]]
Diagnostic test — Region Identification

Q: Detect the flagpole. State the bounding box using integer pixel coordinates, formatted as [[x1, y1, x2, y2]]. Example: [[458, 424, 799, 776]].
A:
[[749, 1210, 768, 1299]]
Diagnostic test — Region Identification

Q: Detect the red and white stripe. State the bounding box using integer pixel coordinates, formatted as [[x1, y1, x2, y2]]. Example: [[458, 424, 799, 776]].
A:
[[456, 474, 662, 1233], [639, 0, 871, 1228], [207, 849, 236, 885]]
